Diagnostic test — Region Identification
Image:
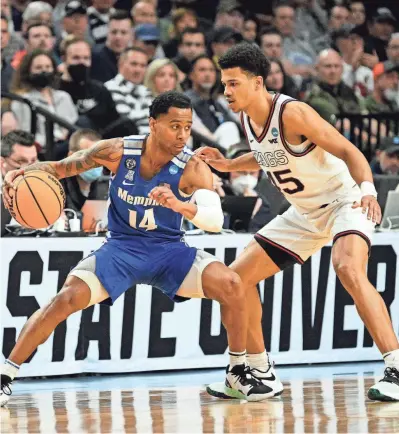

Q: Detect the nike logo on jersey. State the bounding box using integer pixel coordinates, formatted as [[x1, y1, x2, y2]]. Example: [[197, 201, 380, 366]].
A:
[[122, 180, 135, 186]]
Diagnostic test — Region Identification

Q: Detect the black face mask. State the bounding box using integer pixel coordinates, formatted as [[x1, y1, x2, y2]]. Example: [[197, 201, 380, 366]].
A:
[[28, 72, 54, 89], [67, 63, 89, 84]]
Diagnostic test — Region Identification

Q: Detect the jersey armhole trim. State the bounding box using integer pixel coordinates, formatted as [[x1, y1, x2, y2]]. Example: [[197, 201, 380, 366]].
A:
[[247, 93, 280, 143], [279, 100, 317, 157]]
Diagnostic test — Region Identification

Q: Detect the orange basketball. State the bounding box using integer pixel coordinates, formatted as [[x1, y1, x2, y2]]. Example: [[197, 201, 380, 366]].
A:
[[10, 170, 66, 229]]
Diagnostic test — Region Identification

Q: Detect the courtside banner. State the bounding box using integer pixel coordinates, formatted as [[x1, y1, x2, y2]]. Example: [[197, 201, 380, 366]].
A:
[[1, 234, 398, 377]]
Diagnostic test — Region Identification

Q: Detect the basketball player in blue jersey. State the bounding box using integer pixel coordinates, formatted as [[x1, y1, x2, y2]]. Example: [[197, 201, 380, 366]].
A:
[[198, 44, 399, 402], [1, 91, 273, 406]]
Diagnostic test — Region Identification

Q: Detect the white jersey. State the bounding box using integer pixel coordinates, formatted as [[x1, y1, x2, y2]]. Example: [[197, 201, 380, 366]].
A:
[[241, 93, 357, 213]]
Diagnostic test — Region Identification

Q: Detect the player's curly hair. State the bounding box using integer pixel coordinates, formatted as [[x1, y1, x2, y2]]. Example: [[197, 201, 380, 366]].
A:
[[218, 42, 271, 85], [149, 91, 192, 119]]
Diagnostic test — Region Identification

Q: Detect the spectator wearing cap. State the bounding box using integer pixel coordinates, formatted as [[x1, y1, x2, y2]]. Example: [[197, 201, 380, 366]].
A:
[[211, 26, 242, 66], [370, 137, 399, 175], [364, 8, 397, 63], [185, 54, 241, 151], [334, 24, 374, 98], [364, 61, 399, 114], [294, 0, 328, 46], [162, 8, 198, 59], [57, 1, 94, 48], [105, 47, 152, 134], [91, 10, 133, 83], [172, 27, 206, 76], [272, 2, 317, 79], [131, 1, 157, 26], [88, 0, 116, 46], [214, 0, 244, 34], [349, 1, 366, 27], [133, 23, 165, 61]]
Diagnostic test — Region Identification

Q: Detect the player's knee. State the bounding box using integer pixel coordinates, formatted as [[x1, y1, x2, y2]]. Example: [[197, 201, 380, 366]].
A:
[[219, 271, 244, 305], [51, 284, 89, 318], [333, 257, 364, 289]]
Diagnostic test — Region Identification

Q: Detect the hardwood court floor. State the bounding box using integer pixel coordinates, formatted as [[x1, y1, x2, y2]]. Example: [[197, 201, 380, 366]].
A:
[[1, 362, 398, 433]]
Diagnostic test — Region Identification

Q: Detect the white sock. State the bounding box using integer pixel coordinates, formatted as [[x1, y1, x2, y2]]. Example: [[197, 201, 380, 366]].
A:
[[246, 350, 270, 371], [2, 359, 20, 381], [229, 350, 246, 367], [383, 349, 399, 369]]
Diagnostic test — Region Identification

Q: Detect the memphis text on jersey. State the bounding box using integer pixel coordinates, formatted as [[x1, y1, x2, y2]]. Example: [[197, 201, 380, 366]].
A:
[[118, 187, 160, 207]]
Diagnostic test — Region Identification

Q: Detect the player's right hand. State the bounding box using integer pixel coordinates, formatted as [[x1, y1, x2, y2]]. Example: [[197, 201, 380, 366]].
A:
[[2, 168, 24, 209], [195, 147, 230, 172]]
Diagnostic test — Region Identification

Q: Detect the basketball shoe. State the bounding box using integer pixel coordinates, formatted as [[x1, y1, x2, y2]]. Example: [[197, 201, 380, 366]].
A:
[[368, 367, 399, 402], [0, 375, 12, 407], [249, 363, 284, 397], [224, 364, 275, 401]]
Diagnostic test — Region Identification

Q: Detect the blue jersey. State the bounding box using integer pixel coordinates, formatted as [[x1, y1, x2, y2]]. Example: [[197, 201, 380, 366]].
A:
[[107, 135, 194, 241]]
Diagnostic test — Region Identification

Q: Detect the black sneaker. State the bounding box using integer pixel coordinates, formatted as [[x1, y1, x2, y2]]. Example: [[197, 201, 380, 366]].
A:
[[368, 367, 399, 402], [224, 364, 274, 402], [0, 374, 12, 407]]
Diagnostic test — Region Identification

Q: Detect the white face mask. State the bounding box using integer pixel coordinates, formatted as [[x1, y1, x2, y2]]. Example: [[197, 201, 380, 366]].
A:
[[383, 89, 398, 102], [231, 174, 258, 195], [200, 82, 214, 90]]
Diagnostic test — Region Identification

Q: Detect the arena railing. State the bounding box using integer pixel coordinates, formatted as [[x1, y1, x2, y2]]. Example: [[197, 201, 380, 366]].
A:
[[1, 91, 78, 160], [336, 112, 399, 161]]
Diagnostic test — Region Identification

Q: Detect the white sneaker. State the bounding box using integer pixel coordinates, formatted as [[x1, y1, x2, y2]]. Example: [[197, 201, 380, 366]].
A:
[[249, 364, 284, 397], [0, 375, 12, 407], [368, 367, 399, 402], [224, 364, 275, 402]]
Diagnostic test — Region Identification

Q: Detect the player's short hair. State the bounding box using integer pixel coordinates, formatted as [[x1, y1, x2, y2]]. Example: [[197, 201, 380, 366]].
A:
[[1, 130, 35, 157], [219, 42, 271, 82], [69, 129, 102, 153], [149, 91, 192, 119]]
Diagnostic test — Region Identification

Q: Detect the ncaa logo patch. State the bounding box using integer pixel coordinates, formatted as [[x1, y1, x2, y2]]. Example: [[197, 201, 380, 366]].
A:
[[271, 127, 279, 137], [169, 164, 179, 175], [125, 158, 136, 170]]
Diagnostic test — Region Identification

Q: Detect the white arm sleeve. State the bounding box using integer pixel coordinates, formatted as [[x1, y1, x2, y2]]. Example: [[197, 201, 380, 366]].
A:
[[189, 189, 224, 233]]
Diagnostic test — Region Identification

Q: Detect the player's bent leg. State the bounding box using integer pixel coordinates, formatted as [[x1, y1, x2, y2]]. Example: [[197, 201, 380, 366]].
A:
[[332, 233, 399, 402]]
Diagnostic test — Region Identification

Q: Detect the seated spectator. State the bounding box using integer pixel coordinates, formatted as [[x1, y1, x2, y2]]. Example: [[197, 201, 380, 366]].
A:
[[55, 0, 94, 51], [21, 1, 53, 33], [163, 8, 198, 59], [91, 10, 133, 83], [370, 137, 399, 175], [214, 1, 244, 34], [305, 49, 363, 125], [1, 10, 24, 65], [211, 26, 242, 66], [105, 47, 152, 134], [1, 130, 38, 235], [144, 58, 182, 97], [242, 13, 259, 44], [387, 33, 399, 107], [6, 49, 78, 152], [266, 58, 300, 100], [59, 37, 120, 136], [133, 23, 165, 61], [1, 14, 14, 92], [11, 22, 60, 70], [185, 54, 241, 150], [334, 24, 373, 98], [87, 0, 115, 45], [364, 8, 397, 63], [260, 27, 282, 59], [61, 129, 103, 212], [364, 61, 399, 113], [173, 27, 206, 77], [349, 1, 366, 26], [272, 2, 317, 79], [131, 1, 157, 26], [294, 0, 328, 45]]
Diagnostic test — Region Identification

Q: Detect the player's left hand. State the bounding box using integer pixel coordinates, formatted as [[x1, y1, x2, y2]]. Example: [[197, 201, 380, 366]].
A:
[[149, 186, 182, 212], [352, 195, 381, 224]]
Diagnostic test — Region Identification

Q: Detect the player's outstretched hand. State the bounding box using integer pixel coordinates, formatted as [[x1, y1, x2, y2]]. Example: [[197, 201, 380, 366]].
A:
[[2, 168, 24, 210], [149, 186, 182, 212], [195, 147, 230, 172], [352, 195, 381, 224]]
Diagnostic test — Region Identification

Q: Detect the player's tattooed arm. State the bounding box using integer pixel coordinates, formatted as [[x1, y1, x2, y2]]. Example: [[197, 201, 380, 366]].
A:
[[24, 138, 124, 179]]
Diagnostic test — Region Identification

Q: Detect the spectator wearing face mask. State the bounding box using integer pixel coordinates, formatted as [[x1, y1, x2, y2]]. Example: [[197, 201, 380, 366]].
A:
[[61, 129, 103, 212], [370, 137, 399, 175], [364, 61, 399, 114], [5, 49, 78, 152]]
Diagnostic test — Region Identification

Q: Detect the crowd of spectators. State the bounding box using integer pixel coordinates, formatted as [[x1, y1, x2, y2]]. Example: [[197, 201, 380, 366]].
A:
[[1, 0, 399, 234]]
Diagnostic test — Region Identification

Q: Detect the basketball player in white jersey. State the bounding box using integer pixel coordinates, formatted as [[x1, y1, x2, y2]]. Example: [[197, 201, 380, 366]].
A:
[[198, 43, 399, 402]]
